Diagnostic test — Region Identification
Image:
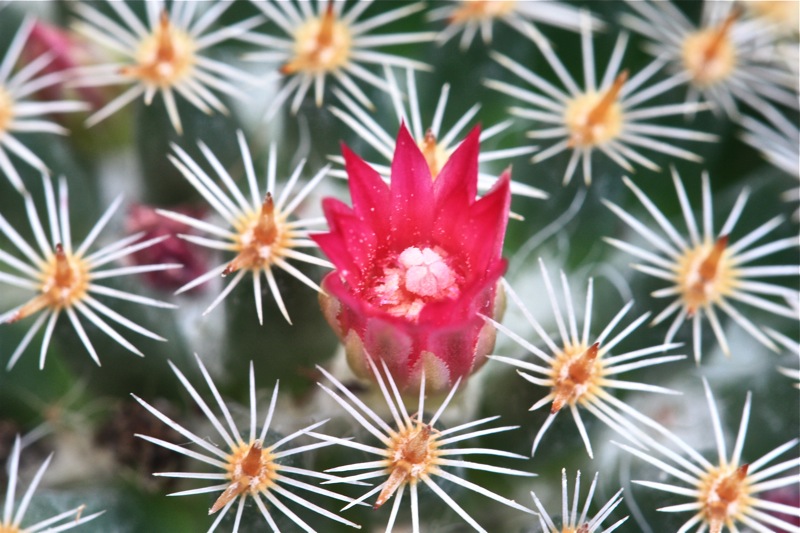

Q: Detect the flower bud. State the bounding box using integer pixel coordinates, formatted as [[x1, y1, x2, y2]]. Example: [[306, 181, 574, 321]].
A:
[[126, 203, 209, 291], [23, 21, 104, 108]]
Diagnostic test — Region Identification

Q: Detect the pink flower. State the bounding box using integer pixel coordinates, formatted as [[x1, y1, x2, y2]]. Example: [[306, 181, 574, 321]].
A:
[[314, 124, 511, 392]]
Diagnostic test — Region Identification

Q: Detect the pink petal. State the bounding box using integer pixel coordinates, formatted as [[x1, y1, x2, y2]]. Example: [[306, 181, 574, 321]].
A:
[[461, 171, 511, 273], [433, 125, 480, 207], [389, 123, 435, 248], [314, 199, 377, 284], [341, 142, 391, 235], [431, 170, 510, 275]]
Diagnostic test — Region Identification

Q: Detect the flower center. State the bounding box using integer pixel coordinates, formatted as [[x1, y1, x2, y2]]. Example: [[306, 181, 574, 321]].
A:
[[564, 72, 627, 148], [450, 0, 517, 23], [677, 236, 735, 317], [225, 193, 284, 276], [418, 129, 450, 179], [282, 3, 352, 75], [7, 244, 90, 323], [550, 342, 601, 413], [0, 86, 13, 135], [122, 11, 196, 87], [0, 525, 21, 533], [375, 422, 438, 508], [700, 464, 751, 533], [371, 246, 461, 320], [210, 440, 278, 514], [681, 10, 738, 88]]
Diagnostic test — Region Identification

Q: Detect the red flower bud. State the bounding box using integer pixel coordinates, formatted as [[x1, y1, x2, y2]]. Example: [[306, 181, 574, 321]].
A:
[[125, 203, 208, 292], [22, 21, 104, 109]]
